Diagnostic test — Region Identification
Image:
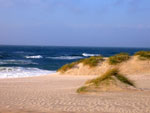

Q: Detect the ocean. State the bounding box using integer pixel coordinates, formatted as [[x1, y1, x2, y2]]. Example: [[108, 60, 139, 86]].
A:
[[0, 45, 150, 78]]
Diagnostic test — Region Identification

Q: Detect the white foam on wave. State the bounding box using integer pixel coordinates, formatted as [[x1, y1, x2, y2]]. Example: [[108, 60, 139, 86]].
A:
[[82, 53, 101, 57], [0, 60, 37, 65], [47, 56, 83, 60], [25, 55, 43, 59], [0, 67, 56, 78]]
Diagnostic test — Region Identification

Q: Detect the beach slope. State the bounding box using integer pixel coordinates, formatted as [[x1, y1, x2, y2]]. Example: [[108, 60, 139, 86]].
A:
[[0, 74, 150, 113]]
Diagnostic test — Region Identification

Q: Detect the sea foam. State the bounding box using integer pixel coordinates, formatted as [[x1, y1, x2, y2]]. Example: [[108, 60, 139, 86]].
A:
[[0, 67, 55, 78], [0, 60, 37, 65], [47, 56, 83, 60], [25, 55, 43, 59], [82, 53, 101, 57]]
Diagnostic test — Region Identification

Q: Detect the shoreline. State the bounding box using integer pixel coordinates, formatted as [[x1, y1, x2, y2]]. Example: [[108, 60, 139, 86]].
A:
[[0, 72, 57, 80], [0, 73, 150, 113]]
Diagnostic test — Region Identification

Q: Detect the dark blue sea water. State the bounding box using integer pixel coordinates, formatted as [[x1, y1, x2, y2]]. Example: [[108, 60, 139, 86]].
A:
[[0, 45, 150, 78]]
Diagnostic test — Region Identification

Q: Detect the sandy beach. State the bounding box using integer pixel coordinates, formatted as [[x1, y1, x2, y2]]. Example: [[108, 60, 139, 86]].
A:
[[0, 73, 150, 113], [1, 0, 150, 111]]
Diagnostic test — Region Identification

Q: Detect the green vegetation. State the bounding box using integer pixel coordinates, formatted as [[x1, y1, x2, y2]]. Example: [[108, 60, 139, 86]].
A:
[[76, 86, 88, 93], [85, 68, 118, 86], [58, 56, 103, 73], [57, 62, 79, 73], [116, 74, 134, 86], [134, 51, 150, 60], [81, 56, 103, 67], [85, 68, 134, 86], [77, 68, 134, 93], [108, 53, 130, 65]]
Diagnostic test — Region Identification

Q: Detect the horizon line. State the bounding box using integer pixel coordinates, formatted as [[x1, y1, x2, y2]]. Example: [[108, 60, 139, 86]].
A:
[[0, 44, 150, 49]]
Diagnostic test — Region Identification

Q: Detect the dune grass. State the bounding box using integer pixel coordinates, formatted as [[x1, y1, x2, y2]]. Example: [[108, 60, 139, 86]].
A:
[[134, 51, 150, 60], [86, 68, 134, 86], [108, 53, 130, 65], [77, 86, 88, 93], [58, 56, 103, 73], [77, 68, 134, 93], [81, 56, 103, 67], [57, 62, 79, 73]]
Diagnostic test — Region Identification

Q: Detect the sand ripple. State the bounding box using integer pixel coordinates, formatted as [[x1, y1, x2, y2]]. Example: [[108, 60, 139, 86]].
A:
[[0, 74, 150, 113]]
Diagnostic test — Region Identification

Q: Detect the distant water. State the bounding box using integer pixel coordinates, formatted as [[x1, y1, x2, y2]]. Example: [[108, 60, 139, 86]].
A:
[[0, 45, 150, 78]]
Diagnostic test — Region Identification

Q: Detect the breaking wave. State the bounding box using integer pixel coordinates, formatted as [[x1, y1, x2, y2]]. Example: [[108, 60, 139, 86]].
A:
[[47, 56, 83, 60], [82, 53, 101, 57], [0, 60, 37, 65], [0, 67, 55, 78], [25, 55, 43, 59]]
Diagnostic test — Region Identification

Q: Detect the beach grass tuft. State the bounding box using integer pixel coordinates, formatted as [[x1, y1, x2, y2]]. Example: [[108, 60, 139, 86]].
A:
[[85, 68, 118, 86], [58, 56, 103, 73], [134, 51, 150, 60], [116, 73, 134, 86], [77, 68, 134, 93], [108, 53, 130, 65], [81, 56, 104, 67], [76, 86, 88, 93], [58, 62, 79, 73]]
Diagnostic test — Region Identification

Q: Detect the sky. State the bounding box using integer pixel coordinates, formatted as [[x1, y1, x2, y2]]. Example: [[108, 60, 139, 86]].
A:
[[0, 0, 150, 47]]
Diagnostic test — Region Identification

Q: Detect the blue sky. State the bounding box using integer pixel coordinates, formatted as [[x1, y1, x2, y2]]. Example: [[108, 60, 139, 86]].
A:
[[0, 0, 150, 47]]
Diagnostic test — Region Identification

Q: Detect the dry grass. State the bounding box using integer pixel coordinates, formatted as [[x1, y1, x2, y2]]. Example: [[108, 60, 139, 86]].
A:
[[86, 68, 134, 86], [77, 68, 134, 93], [81, 56, 104, 67], [76, 86, 88, 93], [134, 51, 150, 60], [58, 51, 150, 74], [58, 56, 103, 73], [108, 53, 130, 65], [57, 62, 79, 73]]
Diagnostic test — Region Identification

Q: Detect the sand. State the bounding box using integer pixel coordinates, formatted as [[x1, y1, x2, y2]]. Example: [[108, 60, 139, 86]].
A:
[[60, 56, 150, 76], [0, 73, 150, 113]]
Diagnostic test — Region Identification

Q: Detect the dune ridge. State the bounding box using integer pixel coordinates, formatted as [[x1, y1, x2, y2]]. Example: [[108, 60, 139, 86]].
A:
[[59, 56, 150, 76]]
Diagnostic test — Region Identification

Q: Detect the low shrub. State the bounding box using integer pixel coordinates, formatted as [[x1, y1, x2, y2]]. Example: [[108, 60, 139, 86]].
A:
[[134, 51, 150, 60], [108, 53, 130, 65]]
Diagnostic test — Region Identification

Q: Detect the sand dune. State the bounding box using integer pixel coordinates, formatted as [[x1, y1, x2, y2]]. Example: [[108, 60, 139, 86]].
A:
[[60, 56, 150, 76], [0, 73, 150, 113]]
